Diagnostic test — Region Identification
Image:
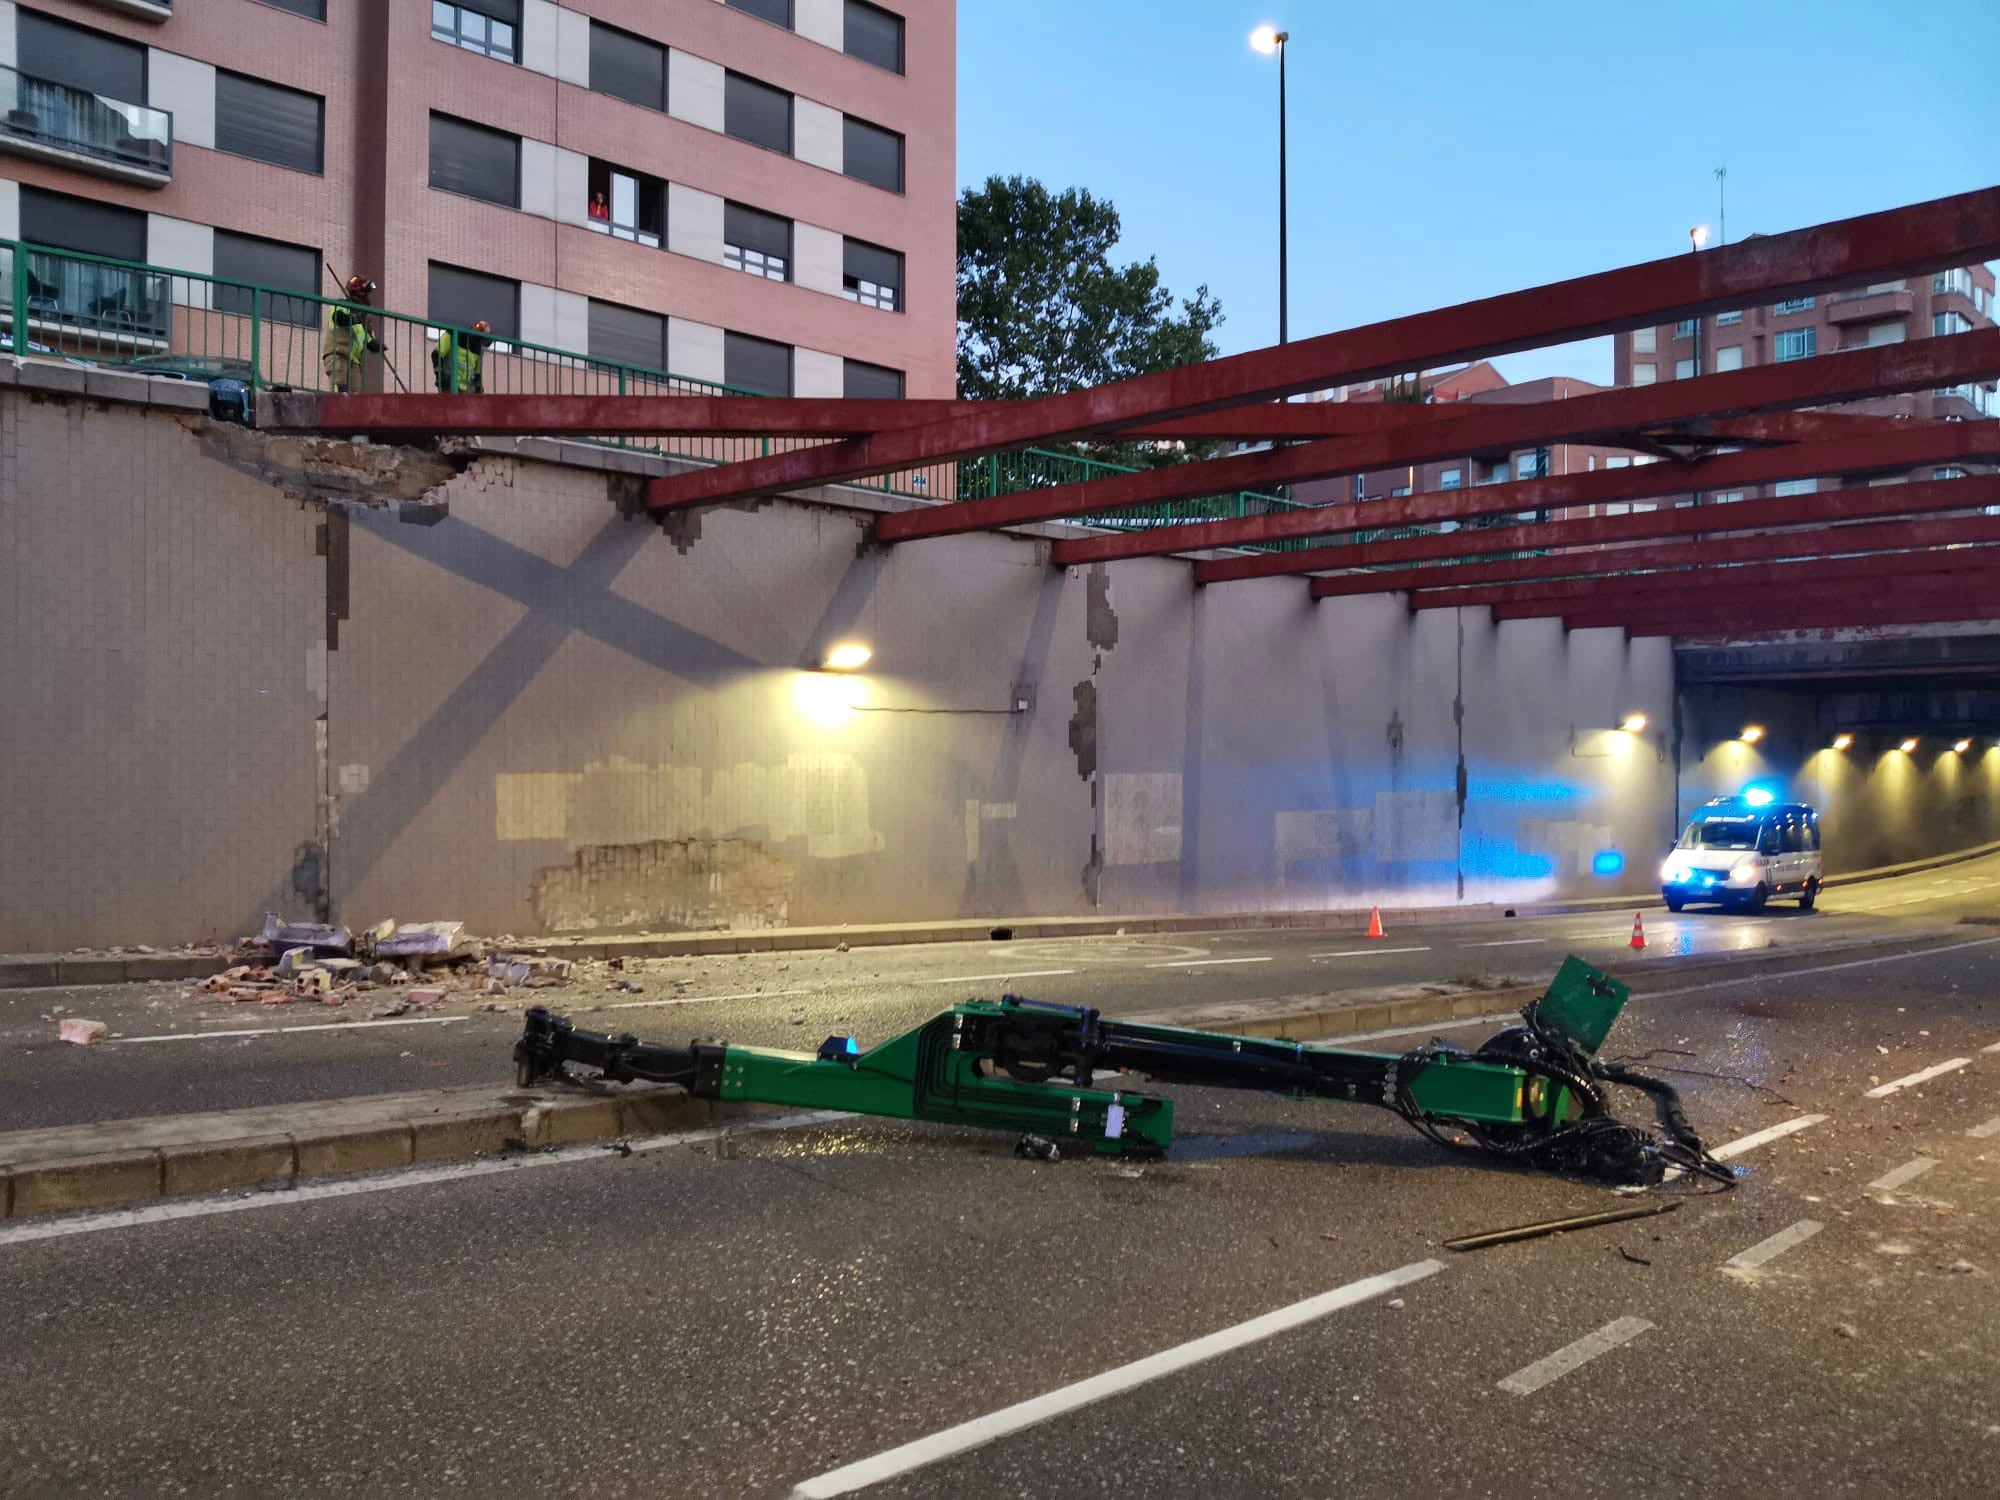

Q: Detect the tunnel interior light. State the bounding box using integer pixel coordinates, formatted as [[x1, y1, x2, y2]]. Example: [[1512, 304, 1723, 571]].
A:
[[1831, 733, 1854, 751], [1900, 737, 1920, 754], [1619, 713, 1648, 733], [1955, 738, 1973, 753], [821, 642, 873, 672], [1739, 725, 1765, 744]]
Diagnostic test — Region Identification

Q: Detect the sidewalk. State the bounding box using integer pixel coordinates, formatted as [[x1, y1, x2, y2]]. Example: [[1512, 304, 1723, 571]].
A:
[[4, 837, 1994, 991]]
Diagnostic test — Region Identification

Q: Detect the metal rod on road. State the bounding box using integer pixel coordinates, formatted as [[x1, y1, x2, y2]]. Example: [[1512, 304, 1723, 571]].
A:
[[1444, 1199, 1681, 1252]]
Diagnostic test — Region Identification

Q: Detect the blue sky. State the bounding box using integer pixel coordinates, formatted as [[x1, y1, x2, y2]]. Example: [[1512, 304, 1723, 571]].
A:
[[956, 0, 2000, 386]]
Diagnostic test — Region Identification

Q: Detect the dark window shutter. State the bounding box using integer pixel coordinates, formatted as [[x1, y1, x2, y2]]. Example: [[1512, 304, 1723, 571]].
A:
[[19, 186, 147, 259], [588, 299, 668, 373], [428, 113, 520, 207], [842, 116, 903, 192], [16, 11, 147, 102], [588, 21, 667, 111], [215, 71, 325, 174], [843, 2, 904, 73], [724, 331, 792, 396], [213, 229, 321, 327], [725, 72, 793, 153], [724, 203, 791, 259], [843, 360, 903, 400], [428, 262, 519, 340]]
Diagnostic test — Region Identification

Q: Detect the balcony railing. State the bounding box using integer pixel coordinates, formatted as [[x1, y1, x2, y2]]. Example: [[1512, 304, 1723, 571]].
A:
[[0, 64, 172, 182]]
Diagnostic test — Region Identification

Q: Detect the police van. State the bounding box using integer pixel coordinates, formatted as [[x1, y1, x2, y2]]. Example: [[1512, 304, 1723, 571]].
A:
[[1660, 794, 1823, 913]]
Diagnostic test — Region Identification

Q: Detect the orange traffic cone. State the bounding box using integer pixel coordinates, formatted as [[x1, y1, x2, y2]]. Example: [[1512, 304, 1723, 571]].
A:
[[1366, 906, 1386, 939], [1629, 912, 1647, 950]]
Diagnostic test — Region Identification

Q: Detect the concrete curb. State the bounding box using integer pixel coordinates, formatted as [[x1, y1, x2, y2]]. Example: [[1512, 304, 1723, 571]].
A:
[[3, 832, 1993, 990], [0, 1082, 780, 1220]]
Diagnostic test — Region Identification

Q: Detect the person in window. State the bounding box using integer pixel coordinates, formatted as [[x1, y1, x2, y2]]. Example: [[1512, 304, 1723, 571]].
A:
[[588, 191, 611, 225], [322, 275, 381, 394], [433, 320, 491, 393]]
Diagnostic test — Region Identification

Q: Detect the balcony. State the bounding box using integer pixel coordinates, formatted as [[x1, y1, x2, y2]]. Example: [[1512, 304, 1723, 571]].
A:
[[0, 64, 172, 185], [1827, 288, 1914, 326], [7, 247, 170, 346], [93, 0, 173, 18]]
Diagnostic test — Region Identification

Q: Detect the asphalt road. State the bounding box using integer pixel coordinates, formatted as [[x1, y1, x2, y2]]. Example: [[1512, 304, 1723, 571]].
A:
[[3, 929, 1997, 1496], [3, 853, 1997, 1132]]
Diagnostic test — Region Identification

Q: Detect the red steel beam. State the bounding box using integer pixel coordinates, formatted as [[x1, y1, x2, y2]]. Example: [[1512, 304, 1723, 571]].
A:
[[1557, 583, 2000, 635], [1232, 474, 1993, 582], [1527, 570, 2000, 624], [1442, 547, 2000, 616], [926, 331, 2000, 551], [1309, 510, 2000, 599], [1185, 420, 2000, 584], [1622, 595, 2000, 638], [644, 187, 2000, 511]]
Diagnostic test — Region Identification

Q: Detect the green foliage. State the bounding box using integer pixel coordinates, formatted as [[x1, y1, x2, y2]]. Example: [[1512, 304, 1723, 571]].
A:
[[956, 175, 1223, 470]]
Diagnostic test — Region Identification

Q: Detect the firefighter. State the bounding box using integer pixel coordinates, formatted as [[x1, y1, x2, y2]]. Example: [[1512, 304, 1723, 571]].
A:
[[433, 320, 492, 393], [322, 275, 381, 394]]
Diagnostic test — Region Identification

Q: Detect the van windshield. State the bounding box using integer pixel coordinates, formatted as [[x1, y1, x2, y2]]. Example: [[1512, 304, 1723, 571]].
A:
[[1679, 817, 1759, 850]]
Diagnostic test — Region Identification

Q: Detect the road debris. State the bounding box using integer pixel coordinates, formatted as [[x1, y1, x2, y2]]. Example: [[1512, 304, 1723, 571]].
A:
[[58, 1018, 109, 1046]]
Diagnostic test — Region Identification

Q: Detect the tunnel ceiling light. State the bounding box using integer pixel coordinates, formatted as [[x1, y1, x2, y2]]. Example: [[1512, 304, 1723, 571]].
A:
[[1900, 737, 1920, 753], [1620, 713, 1648, 733], [1955, 737, 1973, 753], [1831, 733, 1854, 751], [1739, 725, 1765, 743], [821, 642, 873, 672]]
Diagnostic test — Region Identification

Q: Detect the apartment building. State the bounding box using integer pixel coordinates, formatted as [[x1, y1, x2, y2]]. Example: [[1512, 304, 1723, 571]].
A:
[[0, 0, 955, 399]]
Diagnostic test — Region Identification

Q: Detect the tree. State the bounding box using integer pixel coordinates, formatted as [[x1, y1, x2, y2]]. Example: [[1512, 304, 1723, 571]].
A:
[[957, 175, 1222, 471]]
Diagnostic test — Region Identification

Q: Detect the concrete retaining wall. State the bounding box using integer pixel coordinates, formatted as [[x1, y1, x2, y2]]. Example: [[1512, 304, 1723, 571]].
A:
[[4, 384, 1689, 948]]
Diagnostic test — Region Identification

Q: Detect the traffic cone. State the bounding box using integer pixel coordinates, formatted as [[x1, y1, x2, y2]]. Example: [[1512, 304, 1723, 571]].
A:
[[1366, 906, 1386, 939], [1629, 912, 1647, 951]]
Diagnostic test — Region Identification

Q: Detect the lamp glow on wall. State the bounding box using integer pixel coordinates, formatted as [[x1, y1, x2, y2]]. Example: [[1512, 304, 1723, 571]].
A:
[[794, 641, 873, 728]]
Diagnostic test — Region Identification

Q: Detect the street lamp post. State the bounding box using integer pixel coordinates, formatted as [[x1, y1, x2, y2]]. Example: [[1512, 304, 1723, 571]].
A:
[[1689, 225, 1710, 515], [1250, 25, 1290, 345]]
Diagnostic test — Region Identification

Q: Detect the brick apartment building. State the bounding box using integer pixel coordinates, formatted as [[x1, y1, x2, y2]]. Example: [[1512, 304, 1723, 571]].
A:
[[0, 0, 955, 399]]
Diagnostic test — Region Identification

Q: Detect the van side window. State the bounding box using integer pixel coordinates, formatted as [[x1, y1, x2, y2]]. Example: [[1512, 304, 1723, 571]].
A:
[[1758, 821, 1783, 855], [1806, 817, 1821, 852], [1782, 818, 1810, 854]]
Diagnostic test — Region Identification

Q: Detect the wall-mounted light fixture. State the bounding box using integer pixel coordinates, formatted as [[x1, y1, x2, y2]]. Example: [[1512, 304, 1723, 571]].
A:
[[1900, 737, 1920, 753], [1954, 738, 1973, 753], [1830, 733, 1854, 751], [1619, 713, 1648, 733], [1739, 725, 1765, 744], [821, 642, 873, 672]]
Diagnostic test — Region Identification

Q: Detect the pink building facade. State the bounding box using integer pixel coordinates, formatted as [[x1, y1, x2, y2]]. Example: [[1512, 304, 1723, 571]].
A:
[[0, 0, 957, 398]]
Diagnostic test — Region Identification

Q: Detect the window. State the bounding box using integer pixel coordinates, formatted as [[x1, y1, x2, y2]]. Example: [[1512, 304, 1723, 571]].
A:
[[17, 187, 161, 337], [1630, 327, 1656, 354], [1485, 462, 1509, 485], [1674, 318, 1697, 339], [16, 10, 146, 101], [1440, 468, 1462, 490], [1933, 268, 1973, 300], [1773, 328, 1816, 362], [1773, 478, 1816, 497], [844, 1, 905, 73], [842, 239, 902, 311], [726, 0, 794, 24], [263, 0, 327, 17], [1864, 281, 1907, 294], [1935, 467, 1968, 480], [1864, 320, 1905, 347], [1675, 358, 1696, 379], [1935, 312, 1972, 337], [429, 261, 519, 340], [724, 331, 792, 395], [586, 160, 664, 247], [843, 115, 904, 191], [432, 1, 519, 62], [1606, 456, 1631, 470], [215, 71, 324, 174], [1390, 485, 1411, 497], [725, 72, 793, 153], [1715, 310, 1743, 326], [723, 202, 791, 281], [428, 114, 518, 208], [213, 229, 320, 327], [20, 185, 146, 260], [844, 359, 904, 400], [589, 21, 666, 112], [1515, 449, 1548, 480], [588, 298, 667, 372], [1631, 363, 1656, 385], [1772, 296, 1815, 315], [1711, 490, 1745, 505], [1714, 345, 1743, 372]]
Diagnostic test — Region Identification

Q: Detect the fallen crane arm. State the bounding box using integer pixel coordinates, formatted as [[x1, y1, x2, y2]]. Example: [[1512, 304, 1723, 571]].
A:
[[513, 957, 1730, 1187]]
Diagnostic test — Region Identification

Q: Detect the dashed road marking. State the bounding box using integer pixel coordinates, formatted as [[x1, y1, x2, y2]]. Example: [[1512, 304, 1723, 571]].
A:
[[788, 1259, 1445, 1497], [115, 1015, 471, 1044], [915, 969, 1079, 985], [1866, 1157, 1939, 1193], [1497, 1317, 1653, 1397], [1723, 1219, 1823, 1271], [1147, 956, 1272, 969], [1968, 1116, 2000, 1139], [1864, 1058, 1971, 1098], [1312, 947, 1432, 958], [1709, 1114, 1829, 1162], [1464, 938, 1546, 948], [1982, 1040, 2000, 1055]]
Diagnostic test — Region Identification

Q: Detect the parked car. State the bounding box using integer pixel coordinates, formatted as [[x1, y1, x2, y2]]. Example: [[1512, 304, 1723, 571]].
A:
[[115, 354, 255, 424], [1661, 794, 1823, 912], [0, 332, 95, 367]]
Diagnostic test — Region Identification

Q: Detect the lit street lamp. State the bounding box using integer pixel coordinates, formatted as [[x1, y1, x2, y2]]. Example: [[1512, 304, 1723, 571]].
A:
[[1250, 24, 1290, 345]]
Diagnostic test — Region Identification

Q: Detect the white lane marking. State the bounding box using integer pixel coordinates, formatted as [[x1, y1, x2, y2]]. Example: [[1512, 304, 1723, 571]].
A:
[[1496, 1317, 1654, 1397], [1723, 1219, 1823, 1271], [1709, 1114, 1828, 1162], [1465, 938, 1546, 948], [0, 1110, 851, 1248], [787, 1259, 1444, 1498], [114, 1015, 471, 1044], [1864, 1058, 1971, 1098], [915, 969, 1078, 985], [1644, 937, 2000, 1004], [1147, 957, 1272, 969], [1312, 947, 1432, 958], [603, 987, 814, 1011], [1967, 1116, 2000, 1139], [1982, 1040, 2000, 1055], [1866, 1157, 1939, 1193]]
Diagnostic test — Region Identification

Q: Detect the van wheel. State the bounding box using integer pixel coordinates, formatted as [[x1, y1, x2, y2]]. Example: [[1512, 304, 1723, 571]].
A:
[[1745, 885, 1768, 914], [1799, 883, 1817, 912], [1665, 896, 1684, 913]]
